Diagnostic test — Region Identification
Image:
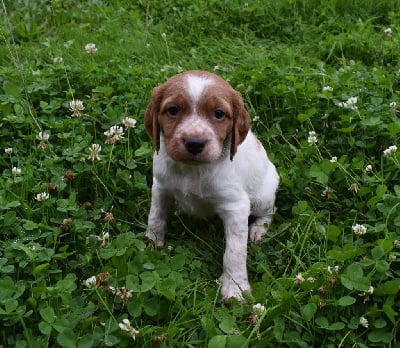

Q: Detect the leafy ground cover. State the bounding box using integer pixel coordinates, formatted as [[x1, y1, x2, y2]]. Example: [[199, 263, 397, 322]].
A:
[[1, 0, 400, 347]]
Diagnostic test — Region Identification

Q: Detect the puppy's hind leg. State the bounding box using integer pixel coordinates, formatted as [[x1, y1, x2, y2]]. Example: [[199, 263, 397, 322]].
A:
[[249, 208, 276, 244]]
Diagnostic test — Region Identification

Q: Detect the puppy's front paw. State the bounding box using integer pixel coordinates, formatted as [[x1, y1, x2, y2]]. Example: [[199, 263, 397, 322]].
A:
[[144, 229, 165, 248], [249, 224, 267, 244], [219, 274, 251, 301]]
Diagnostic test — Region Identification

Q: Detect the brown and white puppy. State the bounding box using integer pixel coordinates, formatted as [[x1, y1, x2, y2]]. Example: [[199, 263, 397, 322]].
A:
[[144, 70, 279, 300]]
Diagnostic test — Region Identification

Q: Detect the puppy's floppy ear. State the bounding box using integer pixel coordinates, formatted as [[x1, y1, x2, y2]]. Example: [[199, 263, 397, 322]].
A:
[[144, 86, 163, 153], [230, 91, 250, 160]]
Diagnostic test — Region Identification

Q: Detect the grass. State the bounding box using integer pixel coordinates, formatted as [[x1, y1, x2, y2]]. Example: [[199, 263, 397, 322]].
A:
[[1, 0, 400, 347]]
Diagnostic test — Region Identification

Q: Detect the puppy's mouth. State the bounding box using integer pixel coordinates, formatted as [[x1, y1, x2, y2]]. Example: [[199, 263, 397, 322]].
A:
[[171, 153, 213, 165], [183, 156, 211, 165]]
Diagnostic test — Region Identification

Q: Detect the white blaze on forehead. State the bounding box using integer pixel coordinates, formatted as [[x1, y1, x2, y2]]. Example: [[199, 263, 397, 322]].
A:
[[186, 74, 213, 103]]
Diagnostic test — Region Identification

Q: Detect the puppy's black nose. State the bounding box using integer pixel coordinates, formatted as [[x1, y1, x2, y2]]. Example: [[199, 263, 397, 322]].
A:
[[184, 137, 205, 155]]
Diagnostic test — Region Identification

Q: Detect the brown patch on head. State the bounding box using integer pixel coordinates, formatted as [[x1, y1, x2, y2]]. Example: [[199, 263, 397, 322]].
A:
[[144, 85, 162, 152], [144, 74, 192, 153], [230, 90, 251, 160]]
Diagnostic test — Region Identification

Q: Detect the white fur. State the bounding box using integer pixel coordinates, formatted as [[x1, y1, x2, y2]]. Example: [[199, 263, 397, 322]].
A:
[[146, 130, 279, 300], [186, 74, 213, 104]]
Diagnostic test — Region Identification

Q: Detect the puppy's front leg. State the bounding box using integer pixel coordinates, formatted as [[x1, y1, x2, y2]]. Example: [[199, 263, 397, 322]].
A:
[[219, 206, 251, 300], [145, 182, 170, 248]]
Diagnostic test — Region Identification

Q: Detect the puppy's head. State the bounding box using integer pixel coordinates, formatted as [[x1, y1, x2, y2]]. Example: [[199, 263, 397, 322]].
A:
[[144, 70, 250, 162]]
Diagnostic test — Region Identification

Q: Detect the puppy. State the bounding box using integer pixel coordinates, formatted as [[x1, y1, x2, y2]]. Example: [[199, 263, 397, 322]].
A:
[[144, 70, 279, 300]]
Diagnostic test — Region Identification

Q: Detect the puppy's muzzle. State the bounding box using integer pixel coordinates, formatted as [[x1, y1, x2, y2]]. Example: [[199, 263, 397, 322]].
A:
[[184, 137, 206, 155]]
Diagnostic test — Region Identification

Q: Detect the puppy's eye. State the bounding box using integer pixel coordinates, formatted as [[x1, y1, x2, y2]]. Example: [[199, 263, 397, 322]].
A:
[[167, 106, 179, 116], [214, 109, 226, 120]]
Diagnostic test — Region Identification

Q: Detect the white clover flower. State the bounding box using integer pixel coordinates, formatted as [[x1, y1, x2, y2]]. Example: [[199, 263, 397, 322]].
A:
[[122, 117, 137, 128], [37, 131, 50, 149], [99, 231, 110, 247], [5, 148, 13, 154], [104, 125, 124, 144], [383, 145, 398, 156], [119, 318, 131, 331], [365, 164, 373, 172], [85, 43, 98, 54], [89, 144, 102, 161], [294, 273, 304, 284], [352, 224, 367, 236], [307, 131, 318, 145], [348, 96, 358, 105], [394, 240, 400, 248], [104, 126, 124, 137], [338, 96, 358, 110], [124, 288, 133, 299], [252, 303, 266, 315], [53, 56, 63, 63], [358, 286, 374, 303], [321, 186, 333, 198], [307, 277, 316, 283], [250, 303, 266, 323], [117, 287, 133, 302], [119, 319, 139, 340], [37, 132, 50, 141], [84, 275, 97, 288], [322, 86, 333, 92], [359, 316, 369, 328], [327, 265, 340, 275], [12, 167, 21, 175], [365, 286, 374, 295], [384, 28, 392, 38], [36, 192, 50, 202], [69, 99, 85, 118], [113, 126, 124, 136], [330, 156, 337, 163], [348, 183, 360, 194], [390, 101, 397, 110], [90, 144, 102, 152], [161, 33, 167, 39]]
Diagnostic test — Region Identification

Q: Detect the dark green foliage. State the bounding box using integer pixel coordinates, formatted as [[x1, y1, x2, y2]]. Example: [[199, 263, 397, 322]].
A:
[[0, 0, 399, 346]]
